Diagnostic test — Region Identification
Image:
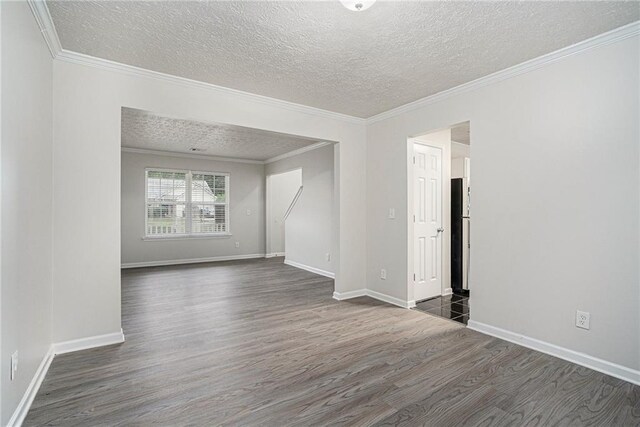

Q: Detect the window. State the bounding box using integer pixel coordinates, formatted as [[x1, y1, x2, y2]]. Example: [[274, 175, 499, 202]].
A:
[[145, 169, 229, 237]]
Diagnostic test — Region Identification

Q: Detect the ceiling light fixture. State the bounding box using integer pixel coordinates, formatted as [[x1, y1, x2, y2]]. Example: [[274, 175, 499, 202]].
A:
[[340, 0, 376, 12]]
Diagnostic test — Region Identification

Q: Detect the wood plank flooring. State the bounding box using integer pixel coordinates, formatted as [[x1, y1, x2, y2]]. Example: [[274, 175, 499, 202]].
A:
[[25, 257, 639, 426]]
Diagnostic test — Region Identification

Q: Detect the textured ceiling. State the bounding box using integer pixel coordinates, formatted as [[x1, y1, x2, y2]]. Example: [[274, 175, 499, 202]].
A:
[[50, 1, 639, 118], [451, 122, 470, 145], [121, 108, 321, 161]]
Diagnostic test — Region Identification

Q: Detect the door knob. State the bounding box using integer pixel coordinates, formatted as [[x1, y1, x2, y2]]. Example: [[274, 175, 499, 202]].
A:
[[437, 227, 444, 233]]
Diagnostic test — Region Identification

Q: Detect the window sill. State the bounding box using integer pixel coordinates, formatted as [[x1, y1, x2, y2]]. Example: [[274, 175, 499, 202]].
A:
[[142, 233, 232, 241]]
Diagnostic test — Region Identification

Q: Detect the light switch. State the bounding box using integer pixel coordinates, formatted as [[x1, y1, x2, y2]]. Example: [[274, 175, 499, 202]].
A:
[[388, 208, 395, 219]]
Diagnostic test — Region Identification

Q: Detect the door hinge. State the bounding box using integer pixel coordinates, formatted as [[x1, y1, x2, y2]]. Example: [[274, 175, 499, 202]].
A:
[[413, 273, 416, 281], [413, 215, 415, 222], [413, 156, 416, 164]]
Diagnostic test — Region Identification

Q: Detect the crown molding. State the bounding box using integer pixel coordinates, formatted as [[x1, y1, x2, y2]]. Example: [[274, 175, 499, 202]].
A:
[[264, 141, 334, 164], [55, 49, 366, 125], [367, 20, 640, 124], [123, 142, 335, 165], [27, 0, 638, 127], [121, 147, 265, 165], [27, 0, 62, 58], [27, 1, 365, 126]]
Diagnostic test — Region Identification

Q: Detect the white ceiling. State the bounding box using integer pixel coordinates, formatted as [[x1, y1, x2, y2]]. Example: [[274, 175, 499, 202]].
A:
[[451, 122, 470, 145], [49, 1, 639, 118], [121, 108, 322, 161]]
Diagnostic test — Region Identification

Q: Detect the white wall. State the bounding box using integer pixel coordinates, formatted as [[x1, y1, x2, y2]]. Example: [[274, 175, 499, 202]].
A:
[[451, 141, 471, 160], [451, 142, 470, 179], [266, 168, 302, 256], [265, 145, 335, 275], [121, 151, 265, 265], [52, 59, 366, 343], [1, 2, 53, 424], [367, 36, 640, 370]]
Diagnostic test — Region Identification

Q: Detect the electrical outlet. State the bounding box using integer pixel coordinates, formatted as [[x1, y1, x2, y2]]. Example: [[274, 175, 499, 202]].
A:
[[235, 242, 240, 248], [10, 351, 18, 381], [325, 253, 331, 262], [380, 269, 387, 280], [576, 310, 590, 330], [246, 209, 252, 216]]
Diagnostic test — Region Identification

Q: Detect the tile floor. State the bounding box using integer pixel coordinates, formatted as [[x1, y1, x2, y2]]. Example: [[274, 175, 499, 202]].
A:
[[414, 294, 470, 325]]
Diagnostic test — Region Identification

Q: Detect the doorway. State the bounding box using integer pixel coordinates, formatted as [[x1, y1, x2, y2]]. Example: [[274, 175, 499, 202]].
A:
[[265, 169, 303, 258], [409, 122, 471, 324]]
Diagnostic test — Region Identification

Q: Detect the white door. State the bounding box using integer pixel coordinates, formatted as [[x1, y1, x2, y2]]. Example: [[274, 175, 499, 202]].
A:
[[413, 143, 443, 301]]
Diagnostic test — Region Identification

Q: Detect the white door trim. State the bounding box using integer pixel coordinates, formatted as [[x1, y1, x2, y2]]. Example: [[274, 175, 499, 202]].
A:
[[407, 130, 452, 302]]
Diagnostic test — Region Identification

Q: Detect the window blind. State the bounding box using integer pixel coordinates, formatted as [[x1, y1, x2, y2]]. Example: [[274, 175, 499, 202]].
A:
[[145, 169, 229, 237]]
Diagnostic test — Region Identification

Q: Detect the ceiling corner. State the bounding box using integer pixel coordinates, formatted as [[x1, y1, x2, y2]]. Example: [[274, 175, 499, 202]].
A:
[[27, 0, 62, 58]]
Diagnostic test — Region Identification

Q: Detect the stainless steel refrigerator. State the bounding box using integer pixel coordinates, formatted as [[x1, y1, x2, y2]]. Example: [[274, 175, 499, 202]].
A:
[[451, 158, 470, 295]]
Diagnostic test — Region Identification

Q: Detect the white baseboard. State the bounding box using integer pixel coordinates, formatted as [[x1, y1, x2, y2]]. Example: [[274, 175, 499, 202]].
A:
[[7, 346, 54, 427], [467, 320, 640, 386], [366, 289, 415, 309], [53, 329, 125, 355], [8, 330, 126, 426], [121, 253, 266, 269], [284, 259, 335, 279], [333, 289, 367, 300], [334, 288, 414, 309], [265, 252, 285, 258], [442, 287, 453, 296]]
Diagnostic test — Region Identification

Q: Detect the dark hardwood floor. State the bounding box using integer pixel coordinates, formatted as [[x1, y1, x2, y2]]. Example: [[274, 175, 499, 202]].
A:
[[25, 257, 639, 426]]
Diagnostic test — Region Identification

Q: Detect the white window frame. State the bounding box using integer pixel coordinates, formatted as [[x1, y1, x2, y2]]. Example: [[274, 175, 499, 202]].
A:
[[144, 168, 231, 240]]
